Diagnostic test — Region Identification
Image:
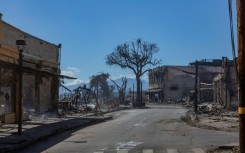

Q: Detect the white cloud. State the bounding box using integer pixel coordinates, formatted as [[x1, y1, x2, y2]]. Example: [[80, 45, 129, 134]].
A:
[[61, 67, 80, 77], [65, 79, 83, 86], [66, 67, 80, 73], [61, 67, 85, 86]]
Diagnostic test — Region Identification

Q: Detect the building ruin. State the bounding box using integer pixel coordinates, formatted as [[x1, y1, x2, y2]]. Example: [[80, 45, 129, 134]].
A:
[[147, 59, 223, 103], [0, 14, 61, 123]]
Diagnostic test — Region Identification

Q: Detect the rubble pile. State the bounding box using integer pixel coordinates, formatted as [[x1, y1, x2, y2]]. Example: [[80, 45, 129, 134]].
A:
[[198, 103, 225, 115], [197, 102, 238, 118], [57, 102, 101, 117], [58, 106, 82, 116], [175, 97, 189, 105], [176, 96, 238, 117], [104, 99, 120, 111], [207, 146, 239, 153]]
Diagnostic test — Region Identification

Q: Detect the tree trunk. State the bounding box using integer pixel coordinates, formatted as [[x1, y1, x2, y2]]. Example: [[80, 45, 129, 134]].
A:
[[136, 76, 141, 103]]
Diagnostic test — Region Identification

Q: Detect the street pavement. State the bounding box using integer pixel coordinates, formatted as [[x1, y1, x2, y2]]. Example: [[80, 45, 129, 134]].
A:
[[0, 104, 239, 153], [0, 115, 112, 153]]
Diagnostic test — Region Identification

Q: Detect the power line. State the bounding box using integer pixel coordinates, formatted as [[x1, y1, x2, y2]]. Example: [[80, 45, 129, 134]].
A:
[[228, 0, 239, 82]]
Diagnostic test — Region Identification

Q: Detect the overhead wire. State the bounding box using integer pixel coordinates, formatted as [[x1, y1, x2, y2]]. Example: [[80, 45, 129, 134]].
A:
[[228, 0, 239, 83]]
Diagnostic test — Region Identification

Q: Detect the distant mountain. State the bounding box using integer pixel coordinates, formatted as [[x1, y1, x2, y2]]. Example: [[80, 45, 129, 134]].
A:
[[59, 78, 148, 94]]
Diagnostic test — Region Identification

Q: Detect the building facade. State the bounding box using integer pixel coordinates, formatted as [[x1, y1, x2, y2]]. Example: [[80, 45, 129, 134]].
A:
[[0, 14, 61, 123], [148, 61, 223, 103]]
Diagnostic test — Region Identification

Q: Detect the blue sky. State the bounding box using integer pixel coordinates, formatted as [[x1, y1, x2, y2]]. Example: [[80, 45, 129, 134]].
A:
[[0, 0, 237, 86]]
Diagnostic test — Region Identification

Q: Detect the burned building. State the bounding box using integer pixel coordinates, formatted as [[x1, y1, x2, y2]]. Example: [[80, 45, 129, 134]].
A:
[[147, 59, 223, 103], [213, 57, 238, 110], [0, 14, 61, 123]]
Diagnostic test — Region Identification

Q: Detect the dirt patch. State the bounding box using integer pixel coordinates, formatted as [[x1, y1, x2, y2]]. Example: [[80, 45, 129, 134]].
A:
[[181, 110, 238, 132]]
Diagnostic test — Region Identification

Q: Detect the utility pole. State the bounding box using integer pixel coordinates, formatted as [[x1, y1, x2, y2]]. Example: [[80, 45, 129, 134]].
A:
[[141, 81, 143, 102], [18, 49, 23, 135], [133, 84, 134, 102], [194, 60, 198, 114], [237, 0, 245, 152], [16, 39, 26, 135]]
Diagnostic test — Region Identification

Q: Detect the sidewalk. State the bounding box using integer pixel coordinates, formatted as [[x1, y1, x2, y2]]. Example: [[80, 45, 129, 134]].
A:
[[0, 115, 112, 153]]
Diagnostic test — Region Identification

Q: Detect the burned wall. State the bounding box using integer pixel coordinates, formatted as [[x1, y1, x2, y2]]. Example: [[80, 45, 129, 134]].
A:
[[0, 20, 60, 67], [199, 88, 213, 102], [198, 67, 223, 83], [149, 65, 223, 102], [0, 67, 16, 114], [165, 74, 195, 101], [22, 75, 35, 112], [213, 65, 238, 109], [0, 16, 60, 119], [40, 77, 52, 112], [148, 67, 165, 90]]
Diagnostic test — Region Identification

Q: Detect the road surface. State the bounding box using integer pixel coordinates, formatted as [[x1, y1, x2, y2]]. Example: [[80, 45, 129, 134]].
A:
[[20, 104, 238, 153]]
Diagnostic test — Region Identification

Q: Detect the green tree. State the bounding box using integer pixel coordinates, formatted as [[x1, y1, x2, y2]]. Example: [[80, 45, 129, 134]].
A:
[[106, 38, 160, 105]]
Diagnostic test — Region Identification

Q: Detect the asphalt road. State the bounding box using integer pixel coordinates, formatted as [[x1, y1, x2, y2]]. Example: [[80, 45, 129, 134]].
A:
[[20, 104, 238, 153]]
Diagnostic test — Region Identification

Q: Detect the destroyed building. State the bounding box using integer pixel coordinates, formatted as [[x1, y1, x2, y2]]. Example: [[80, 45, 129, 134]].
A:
[[213, 57, 238, 110], [147, 59, 223, 103], [0, 14, 61, 123]]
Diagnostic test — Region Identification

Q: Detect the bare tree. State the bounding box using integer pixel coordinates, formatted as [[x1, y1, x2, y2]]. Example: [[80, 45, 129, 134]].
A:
[[106, 38, 160, 105], [108, 77, 127, 104]]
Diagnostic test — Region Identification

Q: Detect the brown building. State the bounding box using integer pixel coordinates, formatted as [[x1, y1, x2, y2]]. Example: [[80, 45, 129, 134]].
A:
[[147, 60, 223, 103], [0, 14, 61, 123]]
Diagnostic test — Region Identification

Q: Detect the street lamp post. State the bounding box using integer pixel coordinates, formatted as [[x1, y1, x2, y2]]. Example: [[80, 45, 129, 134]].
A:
[[16, 39, 26, 135]]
